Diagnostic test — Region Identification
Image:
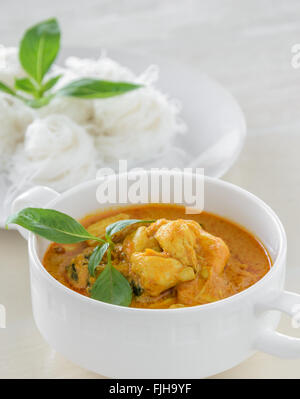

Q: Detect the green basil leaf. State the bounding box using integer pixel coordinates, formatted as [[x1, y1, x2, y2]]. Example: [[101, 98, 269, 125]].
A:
[[106, 219, 154, 238], [24, 94, 55, 108], [19, 18, 60, 84], [88, 242, 109, 277], [6, 207, 100, 244], [57, 78, 142, 99], [42, 74, 62, 92], [91, 263, 132, 306], [0, 81, 16, 96], [15, 77, 37, 94]]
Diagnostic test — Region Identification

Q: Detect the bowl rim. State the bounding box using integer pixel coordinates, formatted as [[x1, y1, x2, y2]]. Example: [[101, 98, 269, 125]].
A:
[[29, 175, 287, 314]]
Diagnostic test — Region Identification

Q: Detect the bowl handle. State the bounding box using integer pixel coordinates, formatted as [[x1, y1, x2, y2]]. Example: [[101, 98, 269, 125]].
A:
[[9, 186, 59, 240], [255, 290, 300, 358]]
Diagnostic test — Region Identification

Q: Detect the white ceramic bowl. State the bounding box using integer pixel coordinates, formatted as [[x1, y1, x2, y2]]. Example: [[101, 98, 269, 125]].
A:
[[11, 173, 300, 378]]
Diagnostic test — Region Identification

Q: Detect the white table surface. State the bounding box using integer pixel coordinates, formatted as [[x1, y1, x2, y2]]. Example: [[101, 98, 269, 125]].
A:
[[1, 0, 300, 379]]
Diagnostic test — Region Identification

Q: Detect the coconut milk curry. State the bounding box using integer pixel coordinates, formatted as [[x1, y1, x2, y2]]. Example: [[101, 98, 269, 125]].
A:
[[43, 204, 271, 308]]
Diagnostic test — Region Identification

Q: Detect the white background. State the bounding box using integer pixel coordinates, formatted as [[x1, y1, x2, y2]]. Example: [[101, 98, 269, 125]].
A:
[[1, 0, 300, 378]]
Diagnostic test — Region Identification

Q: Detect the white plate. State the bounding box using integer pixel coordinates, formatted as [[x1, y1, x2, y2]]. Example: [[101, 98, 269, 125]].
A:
[[0, 48, 246, 227]]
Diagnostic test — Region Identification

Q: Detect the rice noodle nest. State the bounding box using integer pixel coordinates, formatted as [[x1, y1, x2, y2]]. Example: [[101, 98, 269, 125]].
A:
[[9, 114, 97, 192], [0, 50, 186, 193], [91, 86, 185, 165], [0, 94, 35, 170], [0, 47, 25, 86]]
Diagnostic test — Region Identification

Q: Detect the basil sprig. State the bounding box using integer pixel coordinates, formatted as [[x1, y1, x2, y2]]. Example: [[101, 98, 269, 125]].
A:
[[91, 247, 132, 307], [19, 18, 60, 85], [0, 18, 141, 108], [0, 81, 18, 96], [56, 78, 142, 99], [105, 219, 154, 237], [88, 242, 109, 277], [6, 208, 99, 243], [6, 208, 153, 306]]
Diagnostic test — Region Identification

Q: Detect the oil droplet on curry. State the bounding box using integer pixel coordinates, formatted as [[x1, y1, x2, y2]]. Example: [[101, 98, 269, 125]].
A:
[[43, 204, 271, 309]]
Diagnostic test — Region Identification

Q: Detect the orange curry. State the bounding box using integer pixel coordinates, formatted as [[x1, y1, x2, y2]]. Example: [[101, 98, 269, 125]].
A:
[[43, 204, 271, 308]]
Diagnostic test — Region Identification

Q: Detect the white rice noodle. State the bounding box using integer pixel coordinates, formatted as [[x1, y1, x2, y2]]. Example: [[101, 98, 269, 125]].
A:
[[37, 65, 94, 125], [1, 51, 186, 194], [64, 53, 136, 82], [38, 96, 94, 125], [0, 94, 35, 171], [9, 115, 97, 192], [90, 86, 186, 165], [64, 53, 159, 86], [0, 47, 25, 86], [47, 64, 80, 89]]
